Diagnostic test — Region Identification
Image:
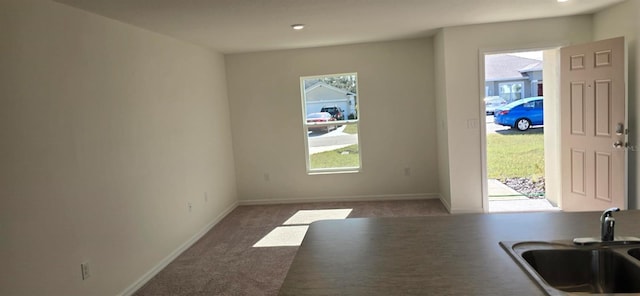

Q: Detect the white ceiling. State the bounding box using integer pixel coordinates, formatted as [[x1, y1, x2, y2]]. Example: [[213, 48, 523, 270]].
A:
[[54, 0, 624, 54]]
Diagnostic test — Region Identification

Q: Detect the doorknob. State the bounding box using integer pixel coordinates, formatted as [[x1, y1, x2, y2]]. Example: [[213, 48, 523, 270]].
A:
[[613, 141, 625, 149]]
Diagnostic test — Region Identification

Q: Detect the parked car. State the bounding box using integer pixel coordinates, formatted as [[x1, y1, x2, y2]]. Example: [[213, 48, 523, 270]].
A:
[[484, 96, 507, 115], [306, 112, 336, 133], [320, 105, 345, 121], [494, 96, 544, 131]]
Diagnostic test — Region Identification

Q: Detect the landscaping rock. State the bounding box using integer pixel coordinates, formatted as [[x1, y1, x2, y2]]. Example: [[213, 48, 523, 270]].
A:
[[500, 177, 545, 199]]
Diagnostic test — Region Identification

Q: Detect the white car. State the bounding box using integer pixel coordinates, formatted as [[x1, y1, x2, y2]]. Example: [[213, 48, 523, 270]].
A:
[[306, 112, 337, 133], [484, 96, 507, 115]]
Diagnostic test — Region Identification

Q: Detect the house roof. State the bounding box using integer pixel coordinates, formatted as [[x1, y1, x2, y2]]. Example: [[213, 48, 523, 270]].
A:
[[485, 54, 542, 82], [54, 0, 624, 54], [305, 82, 354, 96], [518, 61, 543, 72]]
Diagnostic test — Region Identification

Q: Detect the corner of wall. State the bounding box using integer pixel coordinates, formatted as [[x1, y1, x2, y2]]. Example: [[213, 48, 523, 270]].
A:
[[434, 29, 453, 209]]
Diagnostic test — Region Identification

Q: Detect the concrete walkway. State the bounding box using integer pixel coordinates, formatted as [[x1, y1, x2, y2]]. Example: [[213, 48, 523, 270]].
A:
[[488, 179, 527, 200], [488, 179, 560, 212], [489, 199, 560, 212]]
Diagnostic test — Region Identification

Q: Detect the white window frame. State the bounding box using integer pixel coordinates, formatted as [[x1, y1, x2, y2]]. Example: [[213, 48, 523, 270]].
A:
[[498, 81, 525, 102], [300, 73, 361, 174]]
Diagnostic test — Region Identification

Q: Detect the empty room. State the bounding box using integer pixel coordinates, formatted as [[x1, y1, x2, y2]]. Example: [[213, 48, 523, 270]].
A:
[[2, 0, 640, 295]]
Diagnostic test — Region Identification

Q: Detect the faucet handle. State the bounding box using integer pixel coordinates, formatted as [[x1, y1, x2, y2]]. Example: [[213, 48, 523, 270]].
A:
[[601, 207, 620, 221]]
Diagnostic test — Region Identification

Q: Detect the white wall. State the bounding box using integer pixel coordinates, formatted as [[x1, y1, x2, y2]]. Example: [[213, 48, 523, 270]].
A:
[[226, 39, 438, 203], [438, 16, 593, 213], [0, 1, 237, 295], [593, 0, 640, 209], [434, 30, 452, 211]]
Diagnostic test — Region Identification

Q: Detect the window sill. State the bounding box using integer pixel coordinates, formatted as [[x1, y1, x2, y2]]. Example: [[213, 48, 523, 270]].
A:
[[307, 169, 360, 176]]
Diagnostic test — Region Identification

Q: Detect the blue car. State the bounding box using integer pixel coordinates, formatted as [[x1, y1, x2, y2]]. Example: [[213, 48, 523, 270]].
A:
[[494, 96, 543, 131]]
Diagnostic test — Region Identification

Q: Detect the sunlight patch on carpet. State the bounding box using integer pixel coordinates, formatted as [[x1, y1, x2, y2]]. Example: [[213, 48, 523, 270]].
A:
[[253, 208, 353, 247], [253, 226, 309, 247], [283, 209, 353, 225]]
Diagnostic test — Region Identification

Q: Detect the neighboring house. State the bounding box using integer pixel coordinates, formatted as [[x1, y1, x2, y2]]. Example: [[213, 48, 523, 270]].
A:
[[485, 54, 543, 103], [304, 81, 357, 118]]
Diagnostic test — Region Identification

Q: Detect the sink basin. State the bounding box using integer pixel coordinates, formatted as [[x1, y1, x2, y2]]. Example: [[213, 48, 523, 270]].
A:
[[523, 249, 640, 293], [501, 241, 640, 295]]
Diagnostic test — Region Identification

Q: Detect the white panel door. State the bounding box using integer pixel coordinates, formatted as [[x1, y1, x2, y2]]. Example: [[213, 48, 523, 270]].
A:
[[561, 37, 626, 211]]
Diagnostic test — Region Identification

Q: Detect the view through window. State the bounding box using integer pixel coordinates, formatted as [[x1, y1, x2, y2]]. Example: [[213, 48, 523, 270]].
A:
[[300, 73, 360, 173]]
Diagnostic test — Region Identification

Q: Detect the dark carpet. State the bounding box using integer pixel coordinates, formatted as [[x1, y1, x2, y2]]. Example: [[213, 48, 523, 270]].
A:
[[134, 199, 449, 296]]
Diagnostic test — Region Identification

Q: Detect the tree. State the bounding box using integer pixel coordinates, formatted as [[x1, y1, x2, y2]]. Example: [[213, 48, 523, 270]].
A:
[[320, 75, 357, 93]]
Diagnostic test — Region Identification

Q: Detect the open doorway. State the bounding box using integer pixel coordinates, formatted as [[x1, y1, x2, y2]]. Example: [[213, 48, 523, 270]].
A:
[[483, 50, 559, 212]]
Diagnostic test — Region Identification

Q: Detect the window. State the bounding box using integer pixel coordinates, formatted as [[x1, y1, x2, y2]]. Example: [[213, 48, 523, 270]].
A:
[[523, 99, 543, 109], [300, 73, 360, 173], [498, 81, 524, 103]]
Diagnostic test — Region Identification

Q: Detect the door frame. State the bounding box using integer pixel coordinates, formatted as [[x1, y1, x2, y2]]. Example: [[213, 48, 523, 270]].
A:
[[478, 42, 567, 213]]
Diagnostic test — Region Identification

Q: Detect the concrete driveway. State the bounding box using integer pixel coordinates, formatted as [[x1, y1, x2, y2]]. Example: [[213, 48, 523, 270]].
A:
[[486, 114, 510, 134], [307, 126, 358, 154]]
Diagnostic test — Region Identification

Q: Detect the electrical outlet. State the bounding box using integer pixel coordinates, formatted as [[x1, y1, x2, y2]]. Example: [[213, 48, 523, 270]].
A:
[[81, 262, 91, 280], [188, 202, 192, 212], [404, 167, 411, 176], [204, 192, 208, 202], [264, 173, 270, 182]]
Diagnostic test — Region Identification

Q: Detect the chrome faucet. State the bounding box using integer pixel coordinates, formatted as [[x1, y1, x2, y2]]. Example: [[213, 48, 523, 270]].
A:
[[601, 207, 620, 242]]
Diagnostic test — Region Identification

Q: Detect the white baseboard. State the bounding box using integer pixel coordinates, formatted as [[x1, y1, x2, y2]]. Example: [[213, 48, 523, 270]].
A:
[[450, 207, 484, 214], [119, 201, 239, 296], [238, 193, 441, 205], [439, 197, 452, 213], [435, 195, 483, 214]]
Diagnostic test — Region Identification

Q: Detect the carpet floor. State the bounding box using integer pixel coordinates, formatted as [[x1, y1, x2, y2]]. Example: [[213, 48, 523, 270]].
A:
[[134, 199, 449, 296]]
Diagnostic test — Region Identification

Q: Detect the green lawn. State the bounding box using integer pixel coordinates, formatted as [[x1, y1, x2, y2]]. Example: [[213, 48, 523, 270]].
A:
[[343, 124, 358, 134], [308, 131, 541, 177], [310, 144, 359, 169], [487, 133, 544, 179]]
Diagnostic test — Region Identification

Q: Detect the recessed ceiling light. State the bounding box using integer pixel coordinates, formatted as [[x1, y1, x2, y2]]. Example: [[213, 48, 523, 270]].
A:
[[557, 0, 569, 2], [291, 24, 305, 30]]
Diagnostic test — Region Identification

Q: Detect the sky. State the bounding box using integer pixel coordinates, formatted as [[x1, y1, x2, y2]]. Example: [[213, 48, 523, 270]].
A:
[[508, 51, 543, 61]]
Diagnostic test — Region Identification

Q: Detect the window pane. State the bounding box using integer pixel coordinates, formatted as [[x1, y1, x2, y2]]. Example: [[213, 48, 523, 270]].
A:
[[499, 82, 524, 103], [302, 73, 360, 172], [307, 124, 359, 170]]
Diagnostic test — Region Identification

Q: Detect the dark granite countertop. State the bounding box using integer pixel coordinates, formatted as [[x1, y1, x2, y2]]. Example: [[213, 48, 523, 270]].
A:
[[279, 210, 640, 295]]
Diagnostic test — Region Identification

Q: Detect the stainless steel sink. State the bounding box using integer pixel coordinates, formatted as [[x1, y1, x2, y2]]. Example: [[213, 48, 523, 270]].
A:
[[500, 241, 640, 295], [629, 248, 640, 261]]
